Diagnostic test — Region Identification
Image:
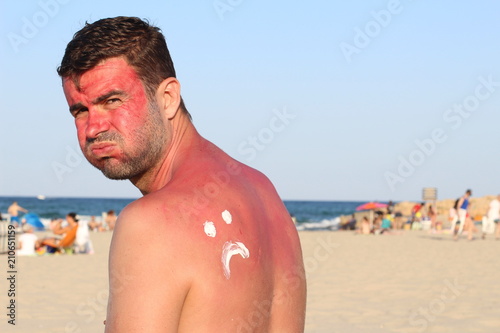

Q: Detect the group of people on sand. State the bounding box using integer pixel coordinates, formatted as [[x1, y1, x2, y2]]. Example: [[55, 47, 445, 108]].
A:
[[409, 201, 439, 228], [16, 212, 84, 256], [6, 201, 119, 256], [345, 189, 500, 240], [352, 211, 400, 235]]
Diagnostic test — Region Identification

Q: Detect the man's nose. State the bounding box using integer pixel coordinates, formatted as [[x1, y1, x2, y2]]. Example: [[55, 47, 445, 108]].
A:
[[85, 109, 110, 139]]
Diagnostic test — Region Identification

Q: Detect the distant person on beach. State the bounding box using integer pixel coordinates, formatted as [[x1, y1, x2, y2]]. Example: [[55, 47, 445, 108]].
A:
[[393, 211, 404, 230], [105, 210, 117, 231], [372, 210, 385, 232], [341, 214, 356, 230], [356, 216, 371, 235], [89, 215, 106, 232], [17, 224, 39, 256], [8, 201, 28, 226], [427, 202, 438, 231], [482, 194, 500, 240], [58, 16, 305, 331], [49, 218, 63, 232], [450, 189, 472, 240], [379, 212, 392, 234], [449, 200, 458, 229], [411, 202, 423, 226]]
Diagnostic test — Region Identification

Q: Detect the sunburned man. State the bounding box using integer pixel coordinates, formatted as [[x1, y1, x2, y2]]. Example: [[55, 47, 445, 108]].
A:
[[58, 16, 306, 332]]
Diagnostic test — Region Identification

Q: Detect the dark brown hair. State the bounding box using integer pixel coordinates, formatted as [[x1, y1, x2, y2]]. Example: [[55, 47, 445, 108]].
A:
[[57, 16, 189, 117]]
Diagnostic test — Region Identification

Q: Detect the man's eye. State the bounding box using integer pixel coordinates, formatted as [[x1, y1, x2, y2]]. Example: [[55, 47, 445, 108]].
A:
[[72, 108, 88, 118], [107, 98, 121, 104]]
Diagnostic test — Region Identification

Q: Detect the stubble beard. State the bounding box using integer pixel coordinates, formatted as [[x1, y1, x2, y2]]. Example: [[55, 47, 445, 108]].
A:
[[85, 102, 167, 180]]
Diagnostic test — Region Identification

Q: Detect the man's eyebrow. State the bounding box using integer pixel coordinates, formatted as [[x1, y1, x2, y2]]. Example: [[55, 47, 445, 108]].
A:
[[92, 90, 127, 104], [68, 90, 126, 114], [69, 102, 85, 113]]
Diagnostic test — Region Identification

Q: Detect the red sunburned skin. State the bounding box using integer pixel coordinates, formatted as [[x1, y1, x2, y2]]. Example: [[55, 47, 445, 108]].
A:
[[62, 57, 162, 175]]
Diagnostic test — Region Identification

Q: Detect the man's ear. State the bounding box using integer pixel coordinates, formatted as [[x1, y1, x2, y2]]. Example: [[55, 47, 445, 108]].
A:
[[156, 77, 181, 119]]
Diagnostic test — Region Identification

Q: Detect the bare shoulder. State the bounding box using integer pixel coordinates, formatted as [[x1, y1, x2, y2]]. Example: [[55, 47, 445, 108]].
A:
[[111, 190, 202, 268], [105, 192, 198, 332]]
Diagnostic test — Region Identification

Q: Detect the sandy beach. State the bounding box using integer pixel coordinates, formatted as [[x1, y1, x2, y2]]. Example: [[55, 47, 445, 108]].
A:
[[1, 229, 499, 332], [302, 230, 500, 333]]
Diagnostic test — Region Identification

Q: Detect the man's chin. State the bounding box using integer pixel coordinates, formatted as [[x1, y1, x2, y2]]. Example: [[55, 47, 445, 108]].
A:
[[89, 159, 132, 180], [101, 171, 130, 180], [100, 165, 136, 180]]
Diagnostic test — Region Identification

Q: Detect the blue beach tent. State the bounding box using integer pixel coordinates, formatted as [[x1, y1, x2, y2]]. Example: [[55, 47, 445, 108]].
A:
[[23, 213, 45, 230]]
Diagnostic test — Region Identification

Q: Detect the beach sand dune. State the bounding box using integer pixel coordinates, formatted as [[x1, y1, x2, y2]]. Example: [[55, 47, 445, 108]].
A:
[[1, 230, 499, 332]]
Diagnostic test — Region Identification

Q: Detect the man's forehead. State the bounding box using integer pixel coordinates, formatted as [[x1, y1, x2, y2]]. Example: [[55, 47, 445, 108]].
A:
[[63, 58, 140, 94]]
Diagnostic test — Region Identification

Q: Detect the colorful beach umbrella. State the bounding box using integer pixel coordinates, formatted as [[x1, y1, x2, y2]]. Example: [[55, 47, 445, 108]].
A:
[[356, 202, 388, 211]]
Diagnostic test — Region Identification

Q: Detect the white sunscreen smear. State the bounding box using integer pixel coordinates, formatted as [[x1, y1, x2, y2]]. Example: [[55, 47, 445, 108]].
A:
[[203, 221, 216, 237], [221, 241, 250, 279], [222, 210, 232, 224]]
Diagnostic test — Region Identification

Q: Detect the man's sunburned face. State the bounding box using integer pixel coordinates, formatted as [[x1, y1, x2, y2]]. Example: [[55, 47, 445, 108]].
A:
[[62, 57, 167, 180]]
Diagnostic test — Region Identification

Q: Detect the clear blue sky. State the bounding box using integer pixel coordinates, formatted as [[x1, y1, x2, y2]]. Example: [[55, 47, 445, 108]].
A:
[[1, 0, 499, 202]]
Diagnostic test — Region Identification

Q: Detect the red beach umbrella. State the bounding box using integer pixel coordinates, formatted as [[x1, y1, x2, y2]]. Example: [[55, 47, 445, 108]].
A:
[[356, 202, 388, 211], [356, 202, 388, 229]]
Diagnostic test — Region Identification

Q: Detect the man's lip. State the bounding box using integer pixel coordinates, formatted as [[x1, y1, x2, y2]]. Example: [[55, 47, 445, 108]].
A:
[[89, 142, 116, 156]]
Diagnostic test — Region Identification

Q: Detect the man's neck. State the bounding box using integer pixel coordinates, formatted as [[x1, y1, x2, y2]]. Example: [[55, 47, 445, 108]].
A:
[[132, 113, 199, 195]]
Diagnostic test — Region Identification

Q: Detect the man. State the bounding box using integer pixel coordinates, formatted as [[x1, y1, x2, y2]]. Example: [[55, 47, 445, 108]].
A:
[[8, 201, 28, 226], [58, 17, 306, 332], [451, 189, 472, 240]]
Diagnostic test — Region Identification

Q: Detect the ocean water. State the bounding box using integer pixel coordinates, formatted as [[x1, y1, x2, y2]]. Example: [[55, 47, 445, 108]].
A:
[[0, 196, 135, 220], [0, 196, 365, 230]]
